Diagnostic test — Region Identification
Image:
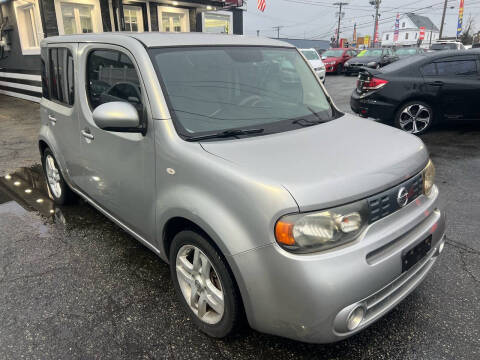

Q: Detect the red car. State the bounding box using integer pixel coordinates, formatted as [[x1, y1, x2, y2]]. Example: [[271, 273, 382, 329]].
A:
[[321, 48, 356, 74]]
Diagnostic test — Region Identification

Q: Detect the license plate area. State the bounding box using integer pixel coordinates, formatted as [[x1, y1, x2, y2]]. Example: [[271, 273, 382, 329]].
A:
[[402, 236, 432, 272]]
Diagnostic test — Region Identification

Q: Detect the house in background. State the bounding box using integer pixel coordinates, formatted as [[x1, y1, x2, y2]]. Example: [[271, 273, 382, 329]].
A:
[[381, 13, 439, 49], [0, 0, 245, 102]]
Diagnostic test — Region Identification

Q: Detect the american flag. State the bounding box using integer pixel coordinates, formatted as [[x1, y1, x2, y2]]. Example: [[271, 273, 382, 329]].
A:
[[257, 0, 266, 12]]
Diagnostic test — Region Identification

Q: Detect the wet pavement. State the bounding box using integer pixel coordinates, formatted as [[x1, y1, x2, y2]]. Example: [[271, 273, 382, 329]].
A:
[[0, 81, 479, 359]]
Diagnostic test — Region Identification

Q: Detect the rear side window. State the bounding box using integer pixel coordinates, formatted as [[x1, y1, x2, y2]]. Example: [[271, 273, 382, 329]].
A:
[[48, 47, 74, 105], [422, 59, 477, 76], [86, 49, 143, 114]]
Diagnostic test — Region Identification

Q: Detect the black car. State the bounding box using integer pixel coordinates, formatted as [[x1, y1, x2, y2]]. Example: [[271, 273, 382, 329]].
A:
[[350, 50, 480, 134], [344, 48, 398, 75]]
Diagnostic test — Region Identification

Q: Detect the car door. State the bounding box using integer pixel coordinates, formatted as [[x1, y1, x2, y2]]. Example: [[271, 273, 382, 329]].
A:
[[40, 44, 82, 184], [76, 44, 156, 240], [422, 55, 480, 120]]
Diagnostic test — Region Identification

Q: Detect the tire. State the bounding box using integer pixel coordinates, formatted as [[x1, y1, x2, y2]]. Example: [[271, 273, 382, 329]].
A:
[[41, 148, 75, 205], [336, 64, 343, 75], [394, 101, 434, 135], [169, 230, 242, 338]]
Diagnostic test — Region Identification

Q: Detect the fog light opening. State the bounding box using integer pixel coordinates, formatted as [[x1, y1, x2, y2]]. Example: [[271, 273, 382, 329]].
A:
[[347, 305, 365, 331]]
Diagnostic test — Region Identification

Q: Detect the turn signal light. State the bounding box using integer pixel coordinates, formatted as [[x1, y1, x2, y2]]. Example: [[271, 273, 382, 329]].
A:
[[275, 220, 295, 246]]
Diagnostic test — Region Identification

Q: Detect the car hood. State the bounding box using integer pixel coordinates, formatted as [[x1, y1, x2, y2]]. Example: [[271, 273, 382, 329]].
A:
[[348, 56, 380, 64], [323, 56, 341, 62], [200, 114, 429, 212]]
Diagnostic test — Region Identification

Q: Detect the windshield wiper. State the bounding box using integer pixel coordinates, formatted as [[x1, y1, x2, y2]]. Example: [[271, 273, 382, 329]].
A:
[[292, 106, 330, 127], [184, 128, 265, 141]]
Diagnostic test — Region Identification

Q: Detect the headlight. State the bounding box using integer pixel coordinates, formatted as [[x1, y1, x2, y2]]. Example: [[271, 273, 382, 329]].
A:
[[344, 62, 350, 67], [314, 67, 324, 71], [275, 200, 369, 253], [367, 62, 377, 68], [423, 159, 435, 196]]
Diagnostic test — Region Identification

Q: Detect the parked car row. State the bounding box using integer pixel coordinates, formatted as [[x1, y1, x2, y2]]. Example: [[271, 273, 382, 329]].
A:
[[350, 49, 480, 134]]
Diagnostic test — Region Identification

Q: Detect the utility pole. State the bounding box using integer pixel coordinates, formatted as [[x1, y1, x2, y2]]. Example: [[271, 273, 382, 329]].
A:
[[273, 26, 283, 39], [370, 0, 381, 47], [439, 0, 448, 39], [334, 2, 348, 48]]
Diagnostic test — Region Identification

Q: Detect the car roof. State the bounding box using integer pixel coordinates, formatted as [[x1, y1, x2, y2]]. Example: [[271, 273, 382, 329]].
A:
[[41, 32, 294, 48], [425, 49, 480, 58]]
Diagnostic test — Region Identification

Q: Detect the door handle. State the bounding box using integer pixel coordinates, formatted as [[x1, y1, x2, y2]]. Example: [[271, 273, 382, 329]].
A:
[[81, 129, 94, 140], [427, 81, 444, 86], [48, 114, 57, 123]]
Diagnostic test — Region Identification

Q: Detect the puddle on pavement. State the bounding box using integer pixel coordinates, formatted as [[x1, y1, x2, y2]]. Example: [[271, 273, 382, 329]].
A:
[[0, 165, 95, 230]]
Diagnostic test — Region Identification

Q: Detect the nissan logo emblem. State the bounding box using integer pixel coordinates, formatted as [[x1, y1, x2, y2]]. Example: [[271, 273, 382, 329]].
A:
[[397, 187, 409, 207]]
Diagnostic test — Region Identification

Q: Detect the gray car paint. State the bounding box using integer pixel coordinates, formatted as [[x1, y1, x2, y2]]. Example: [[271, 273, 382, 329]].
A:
[[39, 33, 445, 344]]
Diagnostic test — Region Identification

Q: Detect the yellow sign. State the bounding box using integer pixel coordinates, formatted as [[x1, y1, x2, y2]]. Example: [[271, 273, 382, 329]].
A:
[[364, 35, 370, 46]]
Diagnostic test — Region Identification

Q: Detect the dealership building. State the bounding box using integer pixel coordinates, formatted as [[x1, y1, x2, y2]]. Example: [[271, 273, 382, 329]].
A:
[[0, 0, 244, 102]]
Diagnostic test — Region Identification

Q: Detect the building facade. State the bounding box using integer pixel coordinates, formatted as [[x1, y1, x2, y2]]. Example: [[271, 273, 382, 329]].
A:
[[0, 0, 244, 102], [381, 13, 439, 49]]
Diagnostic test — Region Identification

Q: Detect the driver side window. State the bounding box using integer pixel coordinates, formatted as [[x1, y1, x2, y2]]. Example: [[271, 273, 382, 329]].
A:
[[86, 49, 143, 114]]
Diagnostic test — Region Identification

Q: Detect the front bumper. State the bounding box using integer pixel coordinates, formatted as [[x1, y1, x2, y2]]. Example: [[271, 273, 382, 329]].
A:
[[231, 186, 445, 343], [316, 69, 326, 82]]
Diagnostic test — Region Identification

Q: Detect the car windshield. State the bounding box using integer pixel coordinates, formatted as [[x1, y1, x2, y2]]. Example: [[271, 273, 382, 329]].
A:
[[149, 46, 335, 138], [431, 43, 457, 50], [301, 49, 320, 60], [395, 48, 417, 56], [360, 49, 383, 57], [322, 50, 344, 57]]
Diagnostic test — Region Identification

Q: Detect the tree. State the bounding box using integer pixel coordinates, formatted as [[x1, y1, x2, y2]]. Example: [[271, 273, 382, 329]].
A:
[[459, 15, 475, 45]]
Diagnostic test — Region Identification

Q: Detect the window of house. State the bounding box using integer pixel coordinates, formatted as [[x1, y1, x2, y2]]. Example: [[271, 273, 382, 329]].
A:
[[405, 33, 409, 40], [402, 22, 405, 28], [123, 5, 144, 32], [48, 48, 75, 105], [386, 34, 389, 40], [86, 49, 143, 116], [54, 0, 102, 35], [13, 0, 44, 55], [158, 6, 189, 32]]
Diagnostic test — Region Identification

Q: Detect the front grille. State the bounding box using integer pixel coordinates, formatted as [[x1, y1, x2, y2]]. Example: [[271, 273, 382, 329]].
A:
[[368, 173, 423, 223]]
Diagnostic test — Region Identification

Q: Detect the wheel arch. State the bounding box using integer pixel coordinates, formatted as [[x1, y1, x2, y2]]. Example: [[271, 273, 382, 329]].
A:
[[162, 215, 249, 323], [393, 95, 437, 121]]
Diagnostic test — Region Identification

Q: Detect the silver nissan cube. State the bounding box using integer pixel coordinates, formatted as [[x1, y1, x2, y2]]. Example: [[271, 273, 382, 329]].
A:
[[39, 33, 445, 343]]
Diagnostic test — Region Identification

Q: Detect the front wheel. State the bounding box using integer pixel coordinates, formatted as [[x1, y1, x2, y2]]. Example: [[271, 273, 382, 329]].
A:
[[170, 230, 242, 338], [395, 101, 434, 135], [41, 148, 75, 205]]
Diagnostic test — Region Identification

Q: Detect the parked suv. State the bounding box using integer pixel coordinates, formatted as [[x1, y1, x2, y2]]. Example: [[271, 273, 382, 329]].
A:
[[39, 33, 445, 344], [299, 48, 326, 82]]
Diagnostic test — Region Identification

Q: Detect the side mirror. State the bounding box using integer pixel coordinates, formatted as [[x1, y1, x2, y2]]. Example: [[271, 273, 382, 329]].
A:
[[93, 101, 142, 133]]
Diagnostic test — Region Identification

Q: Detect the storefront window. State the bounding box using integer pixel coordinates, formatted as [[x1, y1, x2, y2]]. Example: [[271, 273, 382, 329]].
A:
[[61, 4, 94, 34], [203, 12, 232, 34], [54, 0, 102, 35], [13, 0, 44, 55], [124, 5, 144, 32], [158, 6, 189, 33]]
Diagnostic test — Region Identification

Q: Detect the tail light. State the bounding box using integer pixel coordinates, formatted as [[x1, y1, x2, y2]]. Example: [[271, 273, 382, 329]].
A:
[[360, 77, 389, 91]]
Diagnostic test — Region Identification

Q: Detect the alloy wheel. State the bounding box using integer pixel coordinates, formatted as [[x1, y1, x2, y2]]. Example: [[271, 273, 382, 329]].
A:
[[399, 104, 431, 134], [45, 154, 62, 198], [176, 245, 225, 325]]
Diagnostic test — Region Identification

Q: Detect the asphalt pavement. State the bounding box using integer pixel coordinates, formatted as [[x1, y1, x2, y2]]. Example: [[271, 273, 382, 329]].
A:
[[0, 78, 479, 360]]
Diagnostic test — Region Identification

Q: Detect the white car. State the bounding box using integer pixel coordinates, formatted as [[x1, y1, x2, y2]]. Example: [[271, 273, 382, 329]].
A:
[[300, 48, 326, 83]]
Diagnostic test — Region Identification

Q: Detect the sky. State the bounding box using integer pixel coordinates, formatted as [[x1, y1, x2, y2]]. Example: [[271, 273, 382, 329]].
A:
[[243, 0, 480, 40]]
